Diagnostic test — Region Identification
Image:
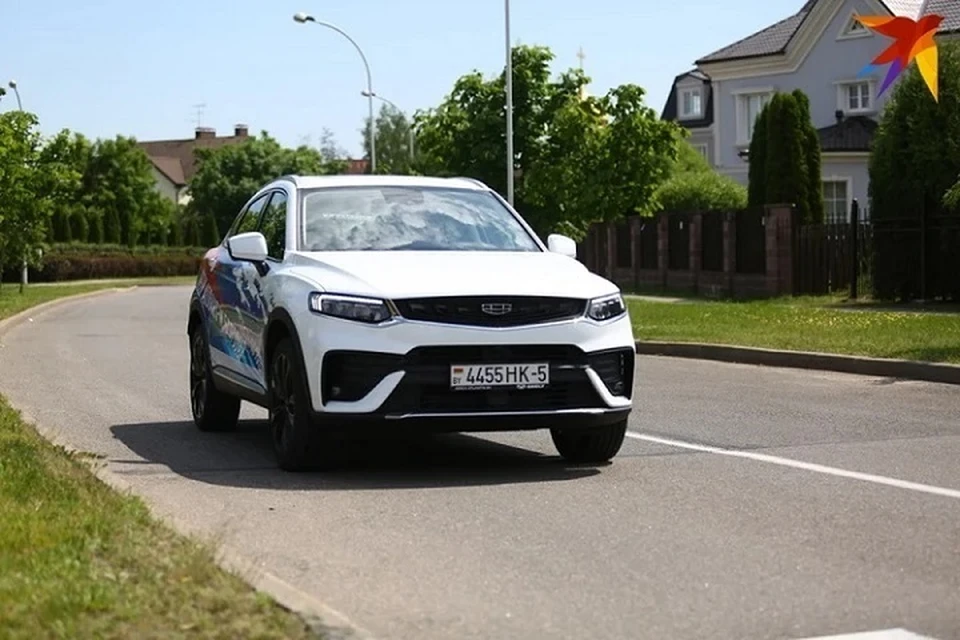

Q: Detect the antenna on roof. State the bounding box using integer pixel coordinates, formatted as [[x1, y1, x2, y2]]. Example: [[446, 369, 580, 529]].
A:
[[191, 103, 207, 128]]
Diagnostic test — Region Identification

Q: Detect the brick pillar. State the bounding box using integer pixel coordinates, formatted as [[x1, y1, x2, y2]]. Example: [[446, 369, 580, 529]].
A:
[[657, 214, 669, 290], [690, 213, 702, 293], [723, 211, 735, 296], [763, 203, 796, 296]]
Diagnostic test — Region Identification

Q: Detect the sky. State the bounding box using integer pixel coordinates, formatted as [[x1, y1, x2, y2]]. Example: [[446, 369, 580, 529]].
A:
[[2, 0, 799, 158]]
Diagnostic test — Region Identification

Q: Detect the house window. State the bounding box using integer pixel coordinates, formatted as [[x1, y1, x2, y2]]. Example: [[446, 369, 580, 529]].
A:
[[840, 81, 872, 112], [822, 180, 849, 223], [680, 89, 702, 118], [839, 15, 869, 38], [736, 92, 772, 145]]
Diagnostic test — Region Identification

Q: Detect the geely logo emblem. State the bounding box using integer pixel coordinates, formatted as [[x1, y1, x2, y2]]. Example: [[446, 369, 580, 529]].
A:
[[481, 302, 512, 315]]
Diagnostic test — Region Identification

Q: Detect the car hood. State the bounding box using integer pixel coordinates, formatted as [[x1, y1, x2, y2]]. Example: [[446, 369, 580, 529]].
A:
[[285, 250, 617, 299]]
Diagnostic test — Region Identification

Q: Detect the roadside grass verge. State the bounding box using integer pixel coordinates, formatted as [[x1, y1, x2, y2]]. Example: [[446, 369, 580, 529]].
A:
[[0, 277, 195, 320], [628, 296, 960, 364], [0, 280, 319, 639]]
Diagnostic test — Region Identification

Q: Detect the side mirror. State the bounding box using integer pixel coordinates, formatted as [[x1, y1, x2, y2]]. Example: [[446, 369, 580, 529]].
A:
[[228, 231, 268, 263], [547, 233, 577, 259]]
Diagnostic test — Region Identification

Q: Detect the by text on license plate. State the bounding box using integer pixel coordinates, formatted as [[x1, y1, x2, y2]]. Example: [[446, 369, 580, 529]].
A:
[[450, 363, 549, 390]]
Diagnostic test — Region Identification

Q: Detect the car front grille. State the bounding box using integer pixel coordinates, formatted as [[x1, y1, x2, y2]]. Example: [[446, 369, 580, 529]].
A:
[[377, 344, 605, 414], [393, 296, 587, 327]]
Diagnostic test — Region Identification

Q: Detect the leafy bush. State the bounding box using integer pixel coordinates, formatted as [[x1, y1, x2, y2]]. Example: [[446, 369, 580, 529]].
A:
[[654, 170, 747, 212], [2, 244, 206, 283], [45, 243, 207, 256], [670, 137, 711, 174]]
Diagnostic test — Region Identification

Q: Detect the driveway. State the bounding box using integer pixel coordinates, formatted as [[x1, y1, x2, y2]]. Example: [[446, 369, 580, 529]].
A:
[[1, 286, 959, 640]]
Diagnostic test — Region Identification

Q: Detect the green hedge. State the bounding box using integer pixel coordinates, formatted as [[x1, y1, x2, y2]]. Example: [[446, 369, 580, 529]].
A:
[[2, 244, 207, 283]]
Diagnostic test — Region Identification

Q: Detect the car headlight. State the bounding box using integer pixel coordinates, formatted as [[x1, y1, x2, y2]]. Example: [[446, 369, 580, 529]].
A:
[[586, 293, 626, 321], [308, 293, 394, 324]]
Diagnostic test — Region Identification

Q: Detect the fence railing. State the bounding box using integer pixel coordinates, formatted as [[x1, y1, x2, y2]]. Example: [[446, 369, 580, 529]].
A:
[[735, 209, 766, 274], [580, 199, 956, 302], [701, 212, 723, 272]]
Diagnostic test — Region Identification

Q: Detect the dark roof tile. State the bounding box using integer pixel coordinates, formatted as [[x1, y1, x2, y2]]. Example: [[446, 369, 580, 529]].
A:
[[817, 115, 878, 152]]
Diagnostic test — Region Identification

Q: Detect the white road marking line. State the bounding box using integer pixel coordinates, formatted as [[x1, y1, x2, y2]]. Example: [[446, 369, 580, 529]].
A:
[[626, 432, 960, 500], [795, 629, 937, 639]]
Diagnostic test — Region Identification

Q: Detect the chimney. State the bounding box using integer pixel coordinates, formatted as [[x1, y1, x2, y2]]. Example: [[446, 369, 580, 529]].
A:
[[234, 123, 249, 137], [195, 126, 216, 139]]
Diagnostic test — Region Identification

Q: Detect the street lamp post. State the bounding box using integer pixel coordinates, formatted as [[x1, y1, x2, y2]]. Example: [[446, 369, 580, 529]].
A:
[[8, 80, 28, 289], [293, 12, 376, 174], [360, 91, 415, 164], [8, 80, 22, 111], [504, 0, 514, 206]]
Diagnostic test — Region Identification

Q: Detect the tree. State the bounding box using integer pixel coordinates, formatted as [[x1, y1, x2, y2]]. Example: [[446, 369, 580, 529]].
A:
[[0, 111, 78, 291], [82, 136, 169, 247], [39, 130, 94, 242], [764, 93, 809, 219], [201, 214, 220, 247], [413, 45, 680, 239], [187, 132, 345, 237], [747, 104, 769, 209], [318, 127, 348, 164], [70, 210, 89, 243], [591, 84, 680, 222], [745, 91, 822, 223], [103, 208, 121, 244], [873, 41, 960, 219], [793, 90, 824, 223], [362, 104, 414, 174], [870, 40, 960, 300]]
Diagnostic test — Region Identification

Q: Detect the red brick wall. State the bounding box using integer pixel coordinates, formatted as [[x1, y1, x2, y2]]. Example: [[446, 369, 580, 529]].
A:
[[578, 205, 797, 298]]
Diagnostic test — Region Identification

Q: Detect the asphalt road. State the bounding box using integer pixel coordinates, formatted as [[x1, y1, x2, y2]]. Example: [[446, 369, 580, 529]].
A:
[[2, 286, 959, 640]]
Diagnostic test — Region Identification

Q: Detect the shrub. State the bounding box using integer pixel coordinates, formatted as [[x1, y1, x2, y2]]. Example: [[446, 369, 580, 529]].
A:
[[2, 244, 207, 283], [654, 170, 747, 212]]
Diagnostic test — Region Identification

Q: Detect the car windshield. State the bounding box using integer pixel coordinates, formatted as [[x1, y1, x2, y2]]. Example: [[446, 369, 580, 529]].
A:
[[299, 186, 541, 252]]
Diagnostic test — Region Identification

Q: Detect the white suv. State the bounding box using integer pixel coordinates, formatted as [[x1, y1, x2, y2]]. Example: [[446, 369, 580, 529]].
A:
[[187, 175, 635, 471]]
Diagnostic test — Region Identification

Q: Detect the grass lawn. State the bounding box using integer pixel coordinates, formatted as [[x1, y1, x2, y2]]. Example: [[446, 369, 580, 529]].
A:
[[0, 278, 320, 639], [0, 276, 195, 321], [628, 295, 960, 364]]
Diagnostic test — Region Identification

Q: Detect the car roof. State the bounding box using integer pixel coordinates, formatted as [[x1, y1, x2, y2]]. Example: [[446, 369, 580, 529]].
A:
[[274, 174, 490, 191]]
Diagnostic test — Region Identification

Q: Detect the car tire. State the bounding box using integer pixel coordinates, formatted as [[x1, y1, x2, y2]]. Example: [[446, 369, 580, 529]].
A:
[[189, 324, 241, 432], [269, 337, 338, 472], [550, 418, 628, 464]]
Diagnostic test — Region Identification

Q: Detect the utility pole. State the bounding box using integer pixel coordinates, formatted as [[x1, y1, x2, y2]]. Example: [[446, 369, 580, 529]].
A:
[[505, 0, 514, 206]]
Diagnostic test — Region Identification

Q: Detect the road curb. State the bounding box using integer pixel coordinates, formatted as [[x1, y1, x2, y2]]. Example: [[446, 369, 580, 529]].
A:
[[87, 459, 377, 640], [0, 287, 377, 640], [635, 340, 960, 385]]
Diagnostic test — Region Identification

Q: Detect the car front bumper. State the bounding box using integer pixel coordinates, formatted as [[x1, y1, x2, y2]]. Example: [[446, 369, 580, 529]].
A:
[[298, 312, 636, 429]]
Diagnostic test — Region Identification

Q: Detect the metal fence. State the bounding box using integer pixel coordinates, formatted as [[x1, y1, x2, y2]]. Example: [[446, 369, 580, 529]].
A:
[[735, 208, 766, 274], [701, 212, 724, 272]]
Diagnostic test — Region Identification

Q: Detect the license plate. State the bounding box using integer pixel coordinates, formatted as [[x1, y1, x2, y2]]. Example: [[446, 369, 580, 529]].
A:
[[450, 363, 549, 390]]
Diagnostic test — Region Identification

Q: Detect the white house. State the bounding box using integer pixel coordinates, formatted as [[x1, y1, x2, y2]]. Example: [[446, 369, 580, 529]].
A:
[[661, 0, 960, 222]]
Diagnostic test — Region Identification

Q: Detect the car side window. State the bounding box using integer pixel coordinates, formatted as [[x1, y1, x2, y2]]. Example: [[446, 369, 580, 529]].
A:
[[259, 191, 288, 261], [227, 193, 270, 239]]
